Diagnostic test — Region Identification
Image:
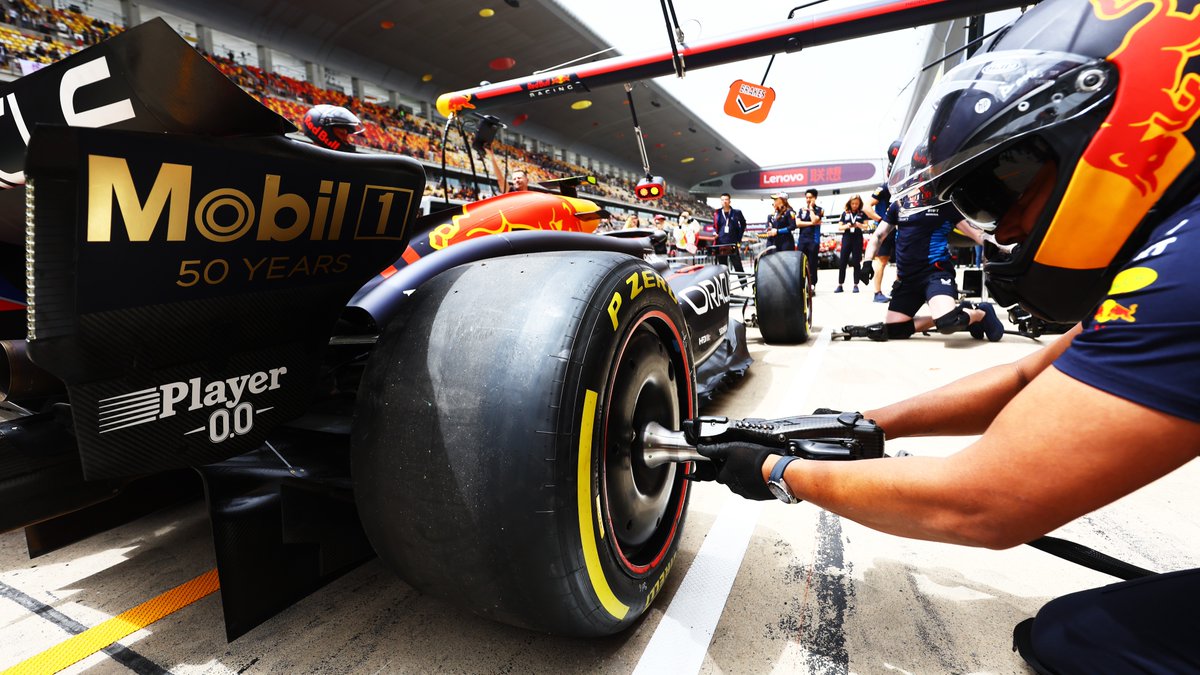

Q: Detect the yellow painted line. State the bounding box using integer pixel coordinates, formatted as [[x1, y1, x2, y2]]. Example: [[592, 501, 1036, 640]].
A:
[[577, 389, 628, 620], [2, 569, 220, 675]]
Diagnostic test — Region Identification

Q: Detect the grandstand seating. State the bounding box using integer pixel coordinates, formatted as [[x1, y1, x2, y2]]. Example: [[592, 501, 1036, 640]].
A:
[[0, 1, 707, 214]]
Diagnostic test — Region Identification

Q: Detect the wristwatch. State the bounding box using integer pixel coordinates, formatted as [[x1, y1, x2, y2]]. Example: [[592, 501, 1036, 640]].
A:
[[766, 456, 802, 504]]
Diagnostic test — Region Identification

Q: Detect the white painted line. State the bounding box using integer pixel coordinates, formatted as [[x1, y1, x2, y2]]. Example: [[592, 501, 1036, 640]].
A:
[[633, 497, 763, 675], [633, 326, 833, 675]]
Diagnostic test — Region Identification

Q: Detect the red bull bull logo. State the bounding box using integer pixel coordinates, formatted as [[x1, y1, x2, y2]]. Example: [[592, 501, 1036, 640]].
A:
[[1036, 0, 1200, 269], [1093, 298, 1138, 323], [1086, 0, 1200, 196], [435, 92, 475, 118]]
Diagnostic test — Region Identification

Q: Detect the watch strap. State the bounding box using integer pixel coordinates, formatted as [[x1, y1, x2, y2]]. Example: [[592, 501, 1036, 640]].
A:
[[769, 455, 802, 484]]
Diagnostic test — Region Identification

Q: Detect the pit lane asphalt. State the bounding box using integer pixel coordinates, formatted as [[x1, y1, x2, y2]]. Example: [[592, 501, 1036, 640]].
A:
[[3, 266, 1197, 675]]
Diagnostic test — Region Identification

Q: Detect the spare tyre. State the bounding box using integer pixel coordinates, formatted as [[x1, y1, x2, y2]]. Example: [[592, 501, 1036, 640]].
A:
[[755, 250, 811, 343]]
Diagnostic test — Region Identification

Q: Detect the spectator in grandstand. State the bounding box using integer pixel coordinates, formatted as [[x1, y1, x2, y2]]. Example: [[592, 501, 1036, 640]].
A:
[[624, 214, 640, 230]]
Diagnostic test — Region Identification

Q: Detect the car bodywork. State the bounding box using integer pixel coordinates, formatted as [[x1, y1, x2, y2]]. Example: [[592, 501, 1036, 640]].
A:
[[0, 19, 747, 639], [2, 0, 1035, 641]]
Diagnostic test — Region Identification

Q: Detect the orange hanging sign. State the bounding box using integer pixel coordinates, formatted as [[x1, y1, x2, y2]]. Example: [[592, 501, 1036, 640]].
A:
[[723, 80, 775, 123]]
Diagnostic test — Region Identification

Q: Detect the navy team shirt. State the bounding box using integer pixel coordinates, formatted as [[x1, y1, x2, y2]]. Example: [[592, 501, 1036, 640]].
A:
[[1055, 195, 1200, 423], [884, 201, 962, 275]]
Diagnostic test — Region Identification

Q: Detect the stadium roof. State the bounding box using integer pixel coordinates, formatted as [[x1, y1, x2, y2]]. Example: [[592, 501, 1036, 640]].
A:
[[144, 0, 758, 191]]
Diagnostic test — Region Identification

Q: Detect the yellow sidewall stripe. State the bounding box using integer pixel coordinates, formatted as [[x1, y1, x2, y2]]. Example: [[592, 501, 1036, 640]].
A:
[[577, 389, 629, 621], [2, 569, 220, 675]]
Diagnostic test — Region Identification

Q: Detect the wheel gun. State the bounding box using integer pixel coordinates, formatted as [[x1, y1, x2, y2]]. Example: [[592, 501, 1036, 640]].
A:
[[641, 412, 885, 468]]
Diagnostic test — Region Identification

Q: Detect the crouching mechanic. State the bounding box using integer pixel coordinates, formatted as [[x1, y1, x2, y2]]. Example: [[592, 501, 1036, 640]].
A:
[[690, 0, 1200, 670], [843, 193, 1004, 341]]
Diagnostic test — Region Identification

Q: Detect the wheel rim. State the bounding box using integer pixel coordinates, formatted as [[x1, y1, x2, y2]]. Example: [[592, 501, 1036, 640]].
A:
[[603, 320, 684, 571]]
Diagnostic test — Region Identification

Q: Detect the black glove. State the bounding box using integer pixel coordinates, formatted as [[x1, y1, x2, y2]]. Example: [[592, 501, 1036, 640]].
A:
[[811, 407, 842, 415], [860, 261, 875, 282], [694, 442, 775, 501]]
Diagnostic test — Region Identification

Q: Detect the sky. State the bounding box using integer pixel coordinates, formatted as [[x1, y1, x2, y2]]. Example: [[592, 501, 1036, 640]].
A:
[[554, 0, 1021, 216]]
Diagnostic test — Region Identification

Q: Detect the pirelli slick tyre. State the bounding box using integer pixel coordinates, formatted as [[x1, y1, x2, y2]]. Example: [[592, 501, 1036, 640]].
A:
[[754, 250, 811, 344], [352, 251, 695, 636]]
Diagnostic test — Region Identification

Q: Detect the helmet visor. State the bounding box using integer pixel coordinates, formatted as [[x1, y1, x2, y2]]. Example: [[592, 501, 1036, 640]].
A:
[[889, 50, 1115, 214]]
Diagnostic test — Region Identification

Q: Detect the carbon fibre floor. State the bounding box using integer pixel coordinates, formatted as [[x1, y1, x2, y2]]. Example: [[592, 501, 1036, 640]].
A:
[[2, 267, 1197, 675]]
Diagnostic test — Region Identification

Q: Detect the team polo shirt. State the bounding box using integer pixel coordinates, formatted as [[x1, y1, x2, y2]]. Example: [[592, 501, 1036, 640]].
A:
[[1055, 195, 1200, 423], [797, 205, 823, 245], [840, 211, 868, 247], [884, 201, 962, 275], [871, 183, 892, 221]]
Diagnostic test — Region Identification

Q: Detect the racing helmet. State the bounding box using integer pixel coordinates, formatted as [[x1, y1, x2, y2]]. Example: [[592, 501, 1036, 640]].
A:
[[888, 0, 1200, 322], [301, 104, 363, 152], [886, 139, 902, 170]]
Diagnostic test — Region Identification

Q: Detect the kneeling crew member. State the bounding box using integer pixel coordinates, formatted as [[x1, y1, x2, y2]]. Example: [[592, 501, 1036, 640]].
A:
[[847, 193, 1003, 341]]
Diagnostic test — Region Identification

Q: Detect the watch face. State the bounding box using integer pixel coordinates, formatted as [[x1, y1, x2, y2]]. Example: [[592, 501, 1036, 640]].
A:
[[767, 480, 794, 503]]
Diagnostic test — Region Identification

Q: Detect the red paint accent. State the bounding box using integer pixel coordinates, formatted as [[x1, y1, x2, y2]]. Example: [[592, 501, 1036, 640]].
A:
[[380, 264, 398, 279], [0, 299, 25, 311], [451, 0, 962, 109], [489, 56, 517, 71], [667, 264, 705, 280], [401, 246, 421, 264]]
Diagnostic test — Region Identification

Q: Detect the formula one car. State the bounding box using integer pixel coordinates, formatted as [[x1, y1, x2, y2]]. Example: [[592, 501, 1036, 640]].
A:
[[0, 20, 815, 641]]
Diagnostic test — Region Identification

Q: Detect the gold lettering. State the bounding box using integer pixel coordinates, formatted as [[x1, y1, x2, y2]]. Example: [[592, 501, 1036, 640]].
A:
[[311, 180, 333, 240], [258, 174, 311, 241], [332, 253, 350, 273], [287, 256, 311, 278], [266, 256, 288, 279], [313, 254, 333, 275], [87, 155, 190, 242], [243, 257, 267, 281], [327, 182, 350, 239]]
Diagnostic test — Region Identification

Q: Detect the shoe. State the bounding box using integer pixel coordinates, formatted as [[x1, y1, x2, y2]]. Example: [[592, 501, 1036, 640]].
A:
[[834, 285, 844, 293], [852, 286, 860, 293], [873, 292, 889, 303], [969, 302, 1004, 341]]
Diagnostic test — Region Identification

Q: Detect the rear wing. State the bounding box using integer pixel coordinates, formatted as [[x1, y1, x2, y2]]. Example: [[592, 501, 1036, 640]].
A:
[[18, 23, 425, 479]]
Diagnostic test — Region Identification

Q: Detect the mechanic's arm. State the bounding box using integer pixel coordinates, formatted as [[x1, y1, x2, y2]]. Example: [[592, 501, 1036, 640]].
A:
[[863, 219, 893, 260], [863, 199, 883, 223], [767, 356, 1200, 548], [955, 219, 988, 246], [867, 323, 1083, 438]]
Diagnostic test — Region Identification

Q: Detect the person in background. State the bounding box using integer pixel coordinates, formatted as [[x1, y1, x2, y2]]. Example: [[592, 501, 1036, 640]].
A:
[[678, 211, 701, 255], [864, 140, 903, 303], [835, 194, 869, 293], [763, 192, 797, 252], [623, 214, 640, 230], [301, 104, 363, 152], [713, 193, 747, 273], [796, 188, 823, 287]]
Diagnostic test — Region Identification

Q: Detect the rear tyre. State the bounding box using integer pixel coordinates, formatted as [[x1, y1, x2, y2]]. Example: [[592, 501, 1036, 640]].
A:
[[352, 251, 694, 636], [754, 250, 811, 343]]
